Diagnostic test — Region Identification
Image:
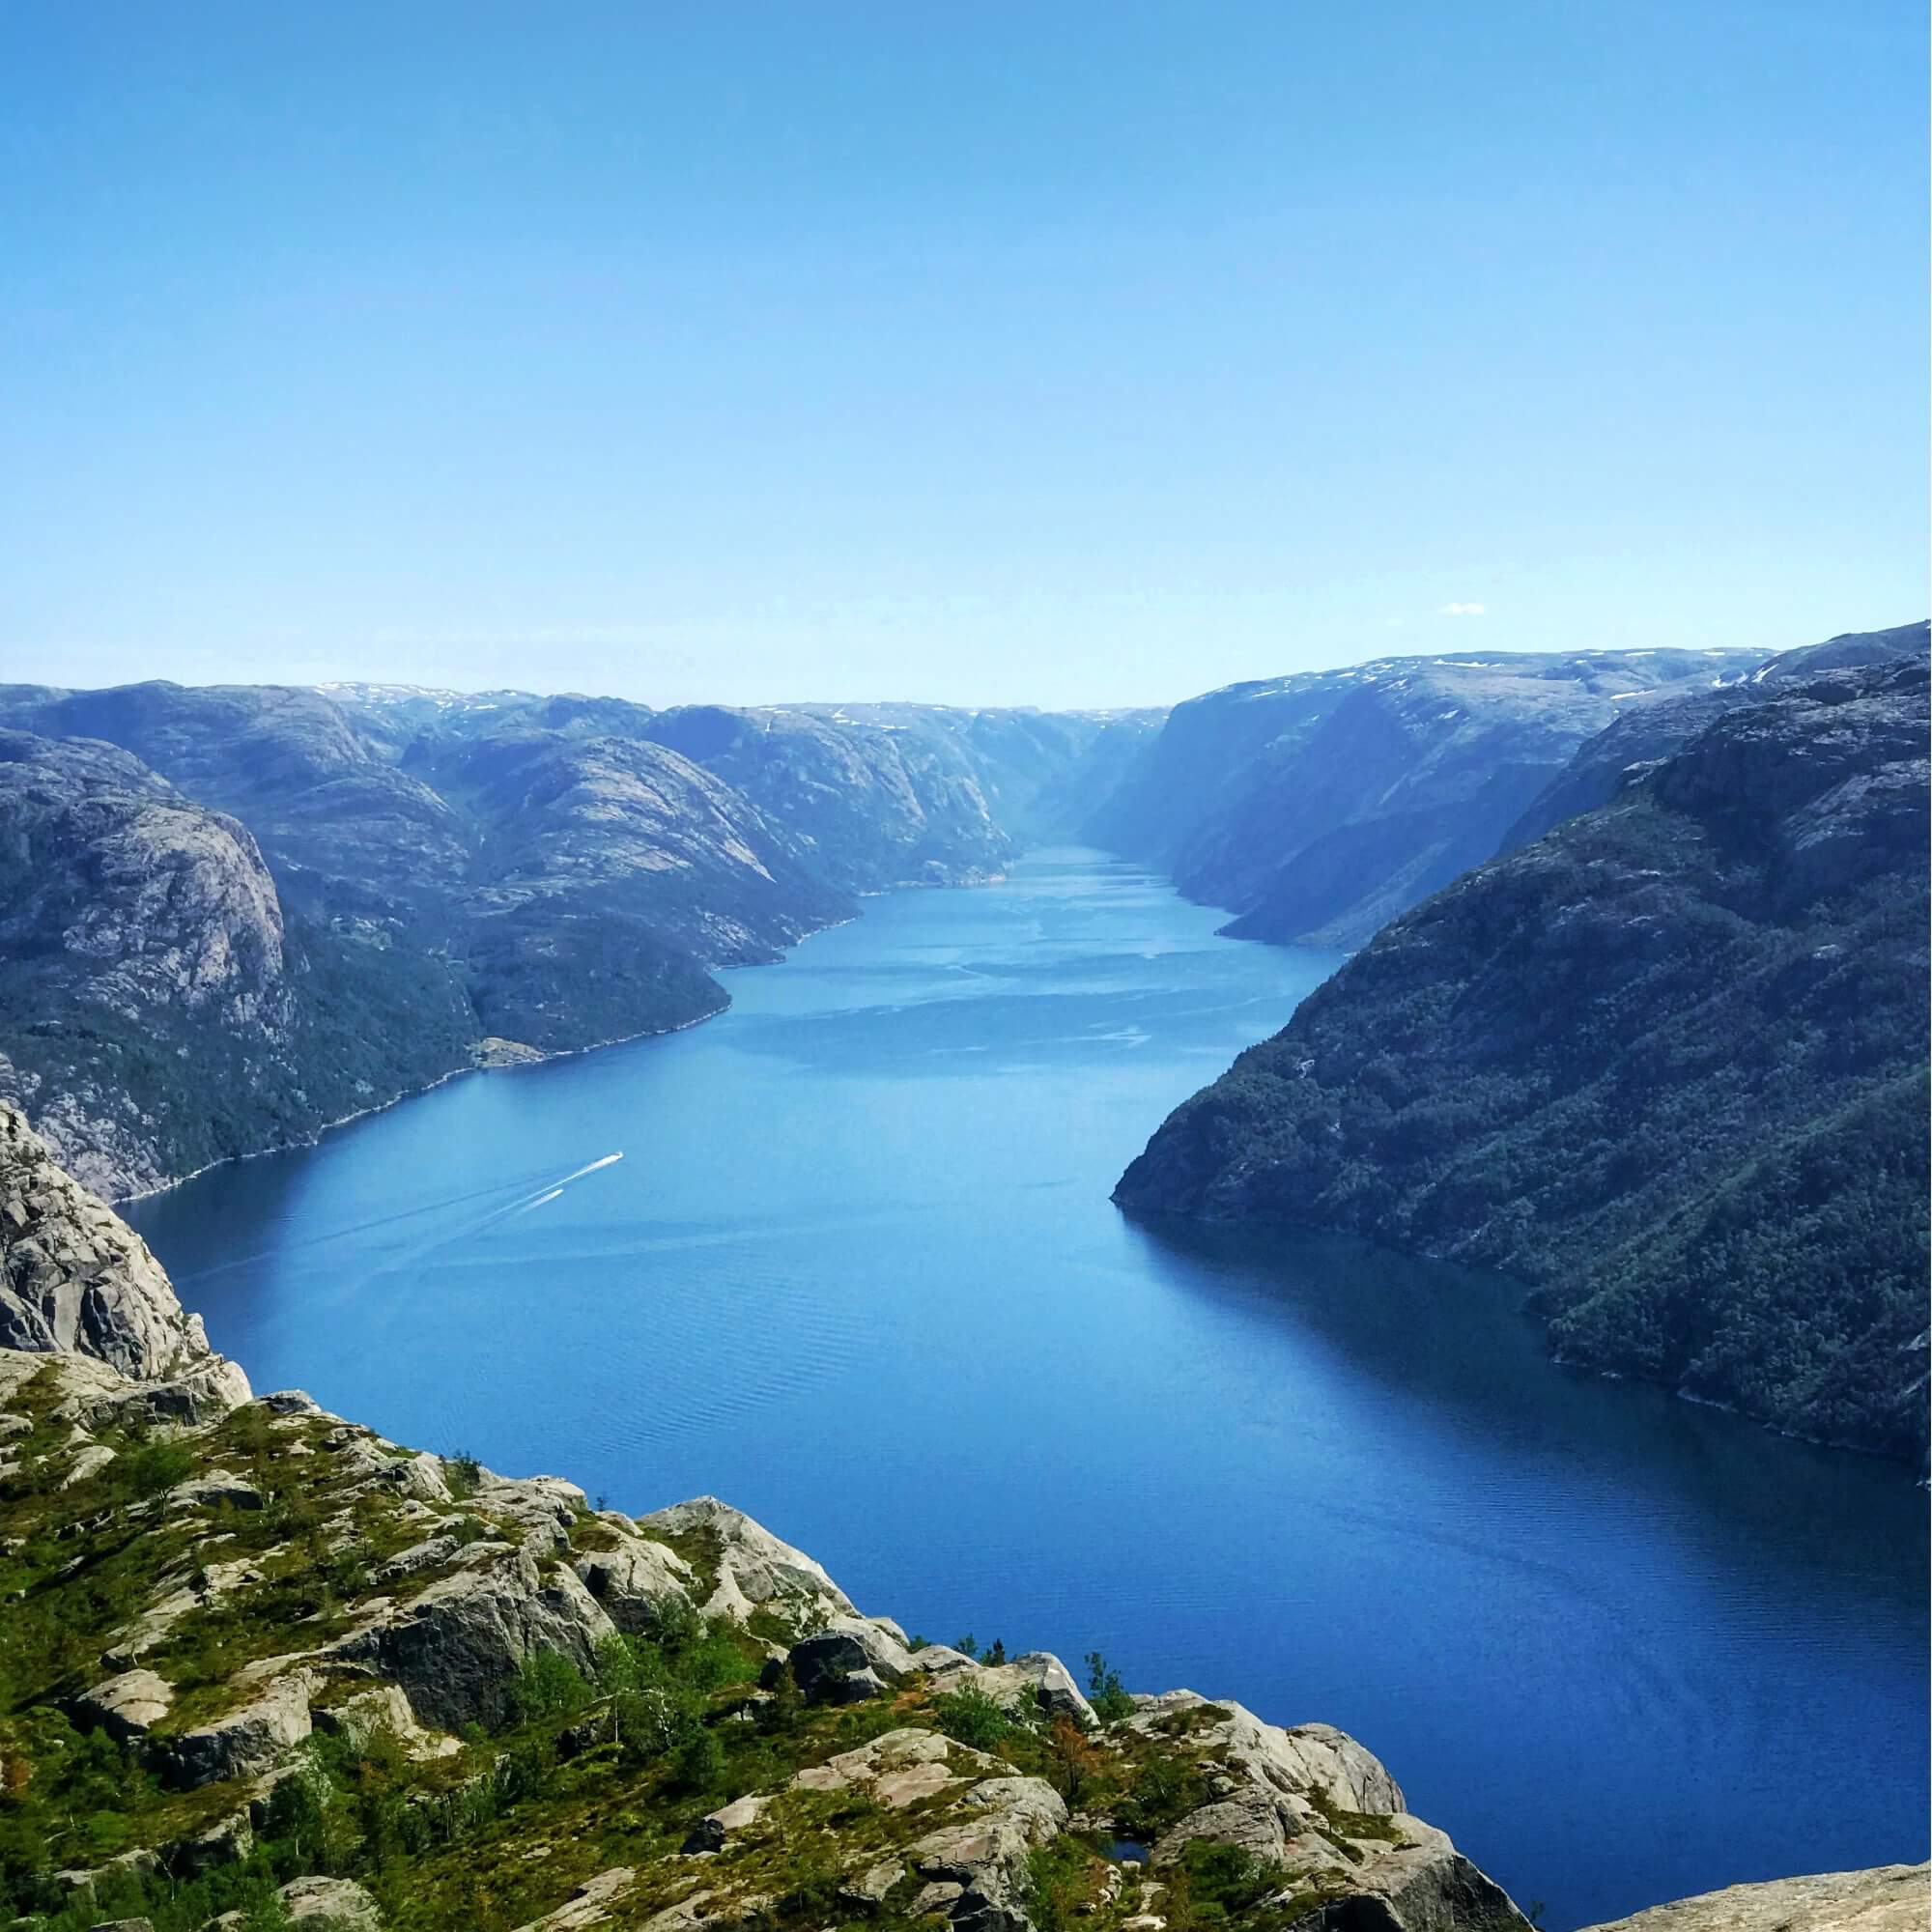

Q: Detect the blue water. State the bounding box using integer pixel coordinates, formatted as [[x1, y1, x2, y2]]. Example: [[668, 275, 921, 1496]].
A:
[[125, 850, 1928, 1929]]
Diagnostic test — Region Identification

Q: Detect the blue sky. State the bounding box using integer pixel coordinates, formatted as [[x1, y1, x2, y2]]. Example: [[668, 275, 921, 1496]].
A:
[[2, 2, 1924, 707]]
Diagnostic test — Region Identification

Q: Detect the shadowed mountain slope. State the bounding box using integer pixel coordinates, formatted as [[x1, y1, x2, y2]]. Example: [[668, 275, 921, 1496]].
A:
[[1117, 659, 1931, 1461]]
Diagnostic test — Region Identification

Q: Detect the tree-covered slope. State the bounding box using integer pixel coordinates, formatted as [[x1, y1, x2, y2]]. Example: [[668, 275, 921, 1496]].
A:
[[1116, 661, 1930, 1461], [0, 682, 1161, 1195]]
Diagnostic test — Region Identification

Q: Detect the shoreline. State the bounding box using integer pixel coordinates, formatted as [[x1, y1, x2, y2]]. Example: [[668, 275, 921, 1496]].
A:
[[108, 866, 1022, 1208]]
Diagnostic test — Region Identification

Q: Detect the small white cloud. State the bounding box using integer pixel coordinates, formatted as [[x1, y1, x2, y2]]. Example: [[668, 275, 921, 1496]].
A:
[[1440, 602, 1487, 616]]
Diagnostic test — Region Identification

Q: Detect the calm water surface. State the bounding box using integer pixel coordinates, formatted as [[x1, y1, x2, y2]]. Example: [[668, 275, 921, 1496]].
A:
[[127, 850, 1928, 1929]]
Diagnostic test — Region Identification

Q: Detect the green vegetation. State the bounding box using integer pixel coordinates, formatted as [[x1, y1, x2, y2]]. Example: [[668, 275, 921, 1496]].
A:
[[1120, 664, 1931, 1462]]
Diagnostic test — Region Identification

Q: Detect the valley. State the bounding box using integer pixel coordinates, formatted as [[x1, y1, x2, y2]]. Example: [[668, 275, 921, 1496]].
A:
[[116, 850, 1929, 1928]]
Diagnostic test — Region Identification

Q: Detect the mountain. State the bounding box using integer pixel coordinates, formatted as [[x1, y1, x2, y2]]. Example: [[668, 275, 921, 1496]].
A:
[[1086, 647, 1762, 950], [0, 683, 1160, 1196], [1116, 659, 1931, 1462], [0, 1109, 1531, 1932], [1502, 623, 1928, 851]]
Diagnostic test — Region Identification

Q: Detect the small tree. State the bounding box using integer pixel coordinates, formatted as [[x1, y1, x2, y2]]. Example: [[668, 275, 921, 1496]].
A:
[[1084, 1651, 1135, 1723], [1044, 1714, 1101, 1804], [670, 1725, 724, 1797]]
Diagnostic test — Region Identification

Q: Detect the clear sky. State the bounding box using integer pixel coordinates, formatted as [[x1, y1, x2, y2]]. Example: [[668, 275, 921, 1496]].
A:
[[2, 2, 1924, 708]]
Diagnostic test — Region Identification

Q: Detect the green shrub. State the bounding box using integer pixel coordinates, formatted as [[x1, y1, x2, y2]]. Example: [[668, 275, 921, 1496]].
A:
[[506, 1650, 592, 1727], [1086, 1651, 1136, 1724], [931, 1685, 1012, 1750]]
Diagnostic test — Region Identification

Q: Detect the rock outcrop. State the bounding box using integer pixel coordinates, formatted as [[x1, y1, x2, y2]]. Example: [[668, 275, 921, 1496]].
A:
[[1578, 1863, 1930, 1932], [0, 1131, 1526, 1932], [0, 1100, 247, 1394]]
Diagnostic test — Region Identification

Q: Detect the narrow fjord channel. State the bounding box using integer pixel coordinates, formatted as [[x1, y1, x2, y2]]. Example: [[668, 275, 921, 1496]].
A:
[[126, 850, 1928, 1929]]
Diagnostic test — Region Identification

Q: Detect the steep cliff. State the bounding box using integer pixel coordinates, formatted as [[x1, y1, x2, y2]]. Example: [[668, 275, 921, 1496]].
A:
[[1088, 647, 1760, 949], [1117, 661, 1931, 1460], [0, 1099, 247, 1401], [0, 729, 476, 1199], [1502, 622, 1928, 850], [0, 1137, 1525, 1932]]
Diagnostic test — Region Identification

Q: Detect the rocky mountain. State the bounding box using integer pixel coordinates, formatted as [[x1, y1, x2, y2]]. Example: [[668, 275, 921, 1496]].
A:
[[1502, 623, 1928, 850], [0, 1102, 247, 1405], [0, 1126, 1531, 1932], [0, 726, 475, 1200], [1116, 659, 1931, 1461], [1086, 646, 1762, 950], [0, 683, 1159, 1197]]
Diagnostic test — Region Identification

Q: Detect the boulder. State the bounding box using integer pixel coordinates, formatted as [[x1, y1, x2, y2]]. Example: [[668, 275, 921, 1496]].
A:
[[790, 1727, 999, 1803], [330, 1539, 617, 1730], [312, 1682, 457, 1761], [909, 1774, 1068, 1932], [573, 1534, 695, 1634], [969, 1651, 1098, 1728], [164, 1805, 253, 1876], [59, 1441, 116, 1488], [156, 1670, 316, 1791], [166, 1467, 264, 1512], [1131, 1696, 1530, 1932], [509, 1867, 638, 1931], [71, 1667, 173, 1743], [639, 1496, 856, 1626], [788, 1616, 917, 1704], [281, 1874, 383, 1927]]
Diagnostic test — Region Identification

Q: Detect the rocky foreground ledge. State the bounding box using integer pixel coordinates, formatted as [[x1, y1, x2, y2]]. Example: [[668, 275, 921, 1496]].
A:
[[0, 1342, 1527, 1932], [0, 1100, 1921, 1932]]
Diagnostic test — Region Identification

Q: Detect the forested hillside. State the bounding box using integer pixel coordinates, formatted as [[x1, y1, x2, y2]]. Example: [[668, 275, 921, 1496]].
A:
[[1117, 659, 1931, 1461]]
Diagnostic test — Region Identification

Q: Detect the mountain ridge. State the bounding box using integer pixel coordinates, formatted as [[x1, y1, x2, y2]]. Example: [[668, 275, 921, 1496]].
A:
[[1115, 656, 1931, 1462]]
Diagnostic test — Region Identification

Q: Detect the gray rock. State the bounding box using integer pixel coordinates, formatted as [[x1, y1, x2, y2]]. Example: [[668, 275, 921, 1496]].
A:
[[1578, 1864, 1930, 1932], [1133, 1695, 1530, 1932], [58, 1441, 117, 1488], [573, 1534, 695, 1633], [910, 1773, 1068, 1932], [508, 1866, 638, 1930], [330, 1539, 616, 1730], [639, 1496, 857, 1628], [164, 1806, 253, 1876], [71, 1668, 173, 1743], [312, 1682, 456, 1761], [0, 1102, 248, 1393], [967, 1651, 1098, 1729], [156, 1671, 316, 1791], [788, 1616, 917, 1704], [280, 1874, 383, 1927], [166, 1468, 264, 1512]]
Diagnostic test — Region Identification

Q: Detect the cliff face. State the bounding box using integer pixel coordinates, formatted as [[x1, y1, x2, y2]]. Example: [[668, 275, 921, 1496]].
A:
[[0, 1136, 1524, 1932], [0, 733, 306, 1198], [1501, 623, 1928, 851], [0, 683, 1161, 1196], [0, 1099, 247, 1402], [1116, 661, 1931, 1461], [1087, 647, 1762, 950]]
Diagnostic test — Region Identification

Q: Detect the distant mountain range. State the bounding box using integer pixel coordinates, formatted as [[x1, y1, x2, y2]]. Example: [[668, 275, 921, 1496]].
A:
[[1086, 635, 1924, 950], [0, 682, 1154, 1196], [1117, 634, 1930, 1461], [2, 620, 1922, 1253]]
